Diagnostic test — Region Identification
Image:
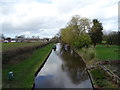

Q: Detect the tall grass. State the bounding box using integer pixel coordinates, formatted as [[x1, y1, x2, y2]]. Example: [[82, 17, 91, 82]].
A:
[[79, 47, 96, 62], [78, 44, 120, 65], [90, 68, 118, 88]]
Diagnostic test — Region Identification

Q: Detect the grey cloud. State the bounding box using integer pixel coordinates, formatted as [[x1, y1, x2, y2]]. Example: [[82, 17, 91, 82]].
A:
[[0, 0, 119, 38], [2, 15, 64, 38]]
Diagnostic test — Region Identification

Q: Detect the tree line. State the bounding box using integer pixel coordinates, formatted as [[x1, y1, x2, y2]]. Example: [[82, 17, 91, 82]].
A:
[[60, 15, 103, 48], [103, 32, 120, 45]]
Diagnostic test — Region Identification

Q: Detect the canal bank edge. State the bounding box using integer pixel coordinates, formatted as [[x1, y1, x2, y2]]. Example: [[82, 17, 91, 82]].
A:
[[32, 48, 53, 89], [71, 48, 95, 89], [72, 47, 120, 88], [34, 49, 52, 76]]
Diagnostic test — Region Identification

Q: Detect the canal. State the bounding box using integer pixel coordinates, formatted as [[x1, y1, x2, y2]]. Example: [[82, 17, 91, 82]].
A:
[[34, 43, 93, 88]]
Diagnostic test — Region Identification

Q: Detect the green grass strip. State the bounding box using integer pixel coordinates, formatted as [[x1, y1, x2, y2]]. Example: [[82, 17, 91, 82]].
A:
[[2, 43, 54, 88], [90, 68, 118, 88]]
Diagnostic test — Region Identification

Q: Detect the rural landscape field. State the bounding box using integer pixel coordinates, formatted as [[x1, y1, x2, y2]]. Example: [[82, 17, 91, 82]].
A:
[[2, 42, 54, 88], [0, 0, 120, 89]]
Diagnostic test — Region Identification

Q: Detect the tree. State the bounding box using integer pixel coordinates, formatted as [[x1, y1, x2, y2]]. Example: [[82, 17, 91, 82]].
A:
[[73, 34, 91, 48], [89, 19, 103, 46], [32, 36, 35, 39], [60, 15, 91, 48], [68, 15, 91, 36], [79, 17, 91, 33], [106, 31, 119, 45], [61, 27, 76, 44]]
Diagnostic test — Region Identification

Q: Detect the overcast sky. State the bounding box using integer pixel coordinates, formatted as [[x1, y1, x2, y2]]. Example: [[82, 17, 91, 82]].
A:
[[0, 0, 119, 38]]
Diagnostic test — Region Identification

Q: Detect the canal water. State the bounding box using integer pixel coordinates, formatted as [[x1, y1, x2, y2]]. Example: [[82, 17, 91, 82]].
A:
[[34, 43, 93, 88]]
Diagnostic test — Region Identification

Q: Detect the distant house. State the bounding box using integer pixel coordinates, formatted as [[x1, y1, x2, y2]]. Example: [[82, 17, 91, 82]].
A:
[[11, 39, 16, 42], [40, 38, 50, 42], [15, 35, 25, 42]]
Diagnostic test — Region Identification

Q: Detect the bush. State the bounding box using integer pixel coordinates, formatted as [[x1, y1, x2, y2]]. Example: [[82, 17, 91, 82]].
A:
[[88, 50, 95, 60], [80, 48, 95, 60], [73, 34, 91, 48]]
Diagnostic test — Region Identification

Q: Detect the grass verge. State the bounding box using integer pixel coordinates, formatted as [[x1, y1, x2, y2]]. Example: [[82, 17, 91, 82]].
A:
[[75, 47, 96, 66], [2, 43, 54, 88], [90, 68, 118, 88], [75, 44, 119, 88]]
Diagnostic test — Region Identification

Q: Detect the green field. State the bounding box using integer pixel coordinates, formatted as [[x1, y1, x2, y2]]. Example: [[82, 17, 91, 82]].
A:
[[2, 42, 41, 51], [2, 43, 53, 88], [95, 45, 120, 60]]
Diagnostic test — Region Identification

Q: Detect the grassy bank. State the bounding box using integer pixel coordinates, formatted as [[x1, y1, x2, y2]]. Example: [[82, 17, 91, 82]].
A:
[[75, 44, 119, 88], [2, 42, 41, 51], [75, 47, 96, 66], [2, 43, 53, 88], [0, 43, 2, 52], [76, 44, 120, 65], [90, 68, 118, 88]]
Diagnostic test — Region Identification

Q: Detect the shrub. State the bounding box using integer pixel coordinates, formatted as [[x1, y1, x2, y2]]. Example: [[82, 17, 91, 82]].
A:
[[88, 50, 95, 60], [73, 34, 91, 48]]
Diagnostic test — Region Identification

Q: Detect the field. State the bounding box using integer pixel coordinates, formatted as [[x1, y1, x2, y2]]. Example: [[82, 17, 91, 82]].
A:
[[2, 42, 41, 51], [2, 43, 54, 88], [95, 45, 120, 60]]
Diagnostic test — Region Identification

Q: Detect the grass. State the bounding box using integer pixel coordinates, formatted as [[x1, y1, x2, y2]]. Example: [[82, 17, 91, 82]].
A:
[[75, 44, 119, 88], [95, 45, 120, 60], [2, 42, 41, 51], [0, 43, 1, 52], [75, 47, 96, 66], [2, 43, 54, 88], [77, 44, 120, 62], [90, 68, 118, 88]]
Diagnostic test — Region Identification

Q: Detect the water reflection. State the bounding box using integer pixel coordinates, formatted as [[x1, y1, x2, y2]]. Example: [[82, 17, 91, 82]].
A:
[[34, 43, 92, 88], [57, 43, 88, 85]]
